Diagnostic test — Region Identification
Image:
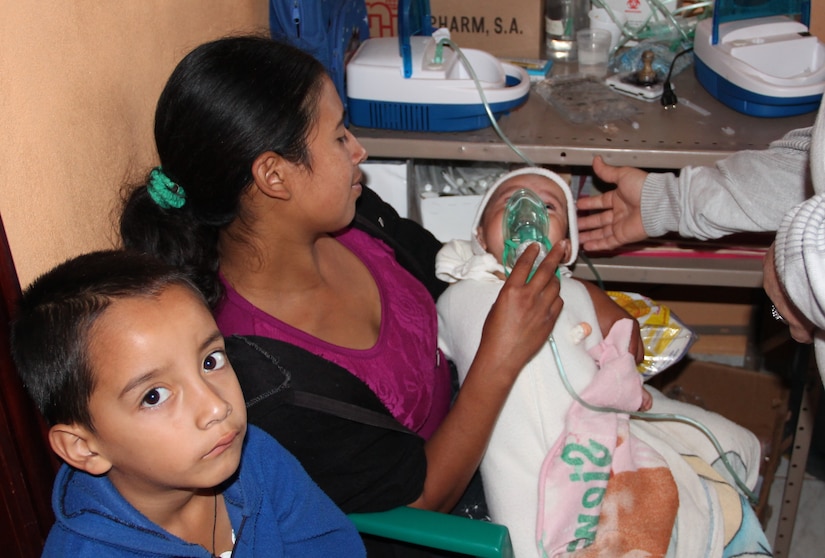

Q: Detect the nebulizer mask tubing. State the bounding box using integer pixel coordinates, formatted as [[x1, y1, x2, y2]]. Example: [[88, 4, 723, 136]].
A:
[[499, 187, 758, 505]]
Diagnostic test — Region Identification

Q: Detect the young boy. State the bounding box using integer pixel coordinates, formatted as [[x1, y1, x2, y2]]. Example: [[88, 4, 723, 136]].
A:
[[10, 250, 365, 558]]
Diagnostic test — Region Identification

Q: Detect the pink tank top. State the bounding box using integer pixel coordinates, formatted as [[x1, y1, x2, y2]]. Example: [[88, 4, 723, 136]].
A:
[[215, 227, 451, 439]]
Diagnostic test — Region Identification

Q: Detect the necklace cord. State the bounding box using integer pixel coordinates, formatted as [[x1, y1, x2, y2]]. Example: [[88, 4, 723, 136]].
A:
[[212, 490, 218, 557]]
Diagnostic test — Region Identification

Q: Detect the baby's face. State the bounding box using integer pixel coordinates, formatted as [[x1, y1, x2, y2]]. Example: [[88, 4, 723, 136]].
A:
[[82, 284, 247, 502], [477, 174, 570, 263]]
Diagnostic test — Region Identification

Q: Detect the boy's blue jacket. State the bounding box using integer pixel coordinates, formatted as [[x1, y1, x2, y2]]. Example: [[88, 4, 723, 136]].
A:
[[42, 425, 365, 557]]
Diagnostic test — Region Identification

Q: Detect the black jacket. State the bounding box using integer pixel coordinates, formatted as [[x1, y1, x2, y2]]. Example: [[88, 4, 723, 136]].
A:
[[225, 187, 447, 514], [351, 184, 448, 302]]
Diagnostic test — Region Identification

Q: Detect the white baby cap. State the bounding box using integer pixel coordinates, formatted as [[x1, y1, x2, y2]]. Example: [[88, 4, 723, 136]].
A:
[[469, 167, 579, 267]]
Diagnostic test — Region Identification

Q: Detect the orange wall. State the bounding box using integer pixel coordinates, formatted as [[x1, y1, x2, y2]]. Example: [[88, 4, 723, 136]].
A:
[[813, 1, 825, 40], [0, 1, 268, 288]]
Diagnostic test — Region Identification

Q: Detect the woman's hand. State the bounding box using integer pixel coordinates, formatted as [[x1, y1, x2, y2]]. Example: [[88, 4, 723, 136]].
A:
[[577, 156, 650, 252], [476, 241, 566, 381], [415, 241, 566, 512]]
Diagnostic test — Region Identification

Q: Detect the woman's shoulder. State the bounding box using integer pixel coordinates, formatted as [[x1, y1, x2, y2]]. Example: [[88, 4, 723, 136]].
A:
[[354, 186, 448, 300]]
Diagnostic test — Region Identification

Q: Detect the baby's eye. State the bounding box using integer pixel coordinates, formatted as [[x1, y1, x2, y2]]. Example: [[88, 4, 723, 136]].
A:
[[141, 387, 171, 408], [204, 350, 228, 373]]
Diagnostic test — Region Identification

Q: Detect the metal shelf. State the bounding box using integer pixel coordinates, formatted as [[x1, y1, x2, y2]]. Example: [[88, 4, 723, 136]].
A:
[[573, 253, 764, 287], [351, 65, 816, 170], [350, 65, 818, 554]]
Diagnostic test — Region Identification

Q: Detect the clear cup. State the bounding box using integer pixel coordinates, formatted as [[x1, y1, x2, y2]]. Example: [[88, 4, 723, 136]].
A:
[[588, 7, 626, 52], [576, 28, 611, 66]]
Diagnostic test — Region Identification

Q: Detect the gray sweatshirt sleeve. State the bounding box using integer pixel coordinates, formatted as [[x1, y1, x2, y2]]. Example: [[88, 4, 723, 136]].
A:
[[640, 126, 814, 240]]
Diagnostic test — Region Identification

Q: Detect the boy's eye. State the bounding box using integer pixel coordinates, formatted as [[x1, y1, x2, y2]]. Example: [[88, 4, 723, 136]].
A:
[[204, 350, 228, 372], [141, 387, 171, 408]]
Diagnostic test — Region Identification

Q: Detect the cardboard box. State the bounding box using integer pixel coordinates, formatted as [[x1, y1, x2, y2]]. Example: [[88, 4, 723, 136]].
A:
[[366, 0, 545, 59], [419, 194, 482, 242], [601, 0, 677, 31], [361, 160, 410, 218], [367, 0, 399, 38], [812, 1, 825, 41], [650, 359, 791, 525], [660, 299, 756, 358]]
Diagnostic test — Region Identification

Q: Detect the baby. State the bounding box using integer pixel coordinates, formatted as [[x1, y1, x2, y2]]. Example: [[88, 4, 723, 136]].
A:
[[435, 167, 606, 557], [436, 167, 770, 557], [10, 250, 365, 557]]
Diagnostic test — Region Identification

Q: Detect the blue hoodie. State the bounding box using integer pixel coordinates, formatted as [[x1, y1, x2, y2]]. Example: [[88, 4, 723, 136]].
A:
[[42, 425, 365, 557]]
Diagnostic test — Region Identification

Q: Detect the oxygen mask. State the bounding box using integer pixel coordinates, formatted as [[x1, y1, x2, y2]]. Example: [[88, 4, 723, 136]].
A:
[[502, 188, 554, 279]]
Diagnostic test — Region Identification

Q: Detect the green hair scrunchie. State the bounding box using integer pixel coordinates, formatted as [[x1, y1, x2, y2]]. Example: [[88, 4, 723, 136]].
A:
[[147, 167, 186, 209]]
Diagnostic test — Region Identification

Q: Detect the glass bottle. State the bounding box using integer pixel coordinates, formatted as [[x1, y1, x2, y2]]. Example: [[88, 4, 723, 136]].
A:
[[545, 0, 591, 62]]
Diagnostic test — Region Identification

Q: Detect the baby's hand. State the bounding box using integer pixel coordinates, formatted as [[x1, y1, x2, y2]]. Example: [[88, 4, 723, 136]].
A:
[[638, 388, 653, 412]]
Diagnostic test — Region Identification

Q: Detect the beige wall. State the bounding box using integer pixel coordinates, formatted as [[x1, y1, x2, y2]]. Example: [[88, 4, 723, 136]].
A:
[[0, 1, 269, 288], [813, 1, 825, 40]]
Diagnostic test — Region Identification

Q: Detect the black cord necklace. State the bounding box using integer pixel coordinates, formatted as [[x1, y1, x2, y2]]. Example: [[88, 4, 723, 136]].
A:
[[212, 490, 218, 558]]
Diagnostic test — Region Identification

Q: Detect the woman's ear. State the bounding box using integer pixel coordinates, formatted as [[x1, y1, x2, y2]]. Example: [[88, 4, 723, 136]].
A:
[[251, 151, 291, 200], [49, 424, 112, 476]]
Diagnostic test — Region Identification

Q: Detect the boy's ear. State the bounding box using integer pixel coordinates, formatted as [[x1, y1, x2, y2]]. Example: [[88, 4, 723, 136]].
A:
[[49, 424, 112, 476], [251, 151, 291, 201]]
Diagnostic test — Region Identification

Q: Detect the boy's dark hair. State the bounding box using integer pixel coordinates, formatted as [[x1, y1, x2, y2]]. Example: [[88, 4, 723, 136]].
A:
[[10, 250, 204, 430], [120, 35, 328, 307]]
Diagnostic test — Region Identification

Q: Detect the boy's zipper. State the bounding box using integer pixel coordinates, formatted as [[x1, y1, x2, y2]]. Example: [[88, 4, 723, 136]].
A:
[[292, 0, 301, 38]]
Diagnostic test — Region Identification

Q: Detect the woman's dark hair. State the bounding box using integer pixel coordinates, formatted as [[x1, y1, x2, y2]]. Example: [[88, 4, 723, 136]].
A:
[[11, 250, 204, 430], [120, 35, 328, 306]]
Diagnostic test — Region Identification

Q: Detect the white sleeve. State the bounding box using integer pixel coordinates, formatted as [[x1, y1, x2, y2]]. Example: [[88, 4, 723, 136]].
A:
[[641, 125, 813, 240]]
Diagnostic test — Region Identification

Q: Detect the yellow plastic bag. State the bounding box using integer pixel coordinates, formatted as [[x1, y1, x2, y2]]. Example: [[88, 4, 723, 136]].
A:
[[608, 291, 696, 380]]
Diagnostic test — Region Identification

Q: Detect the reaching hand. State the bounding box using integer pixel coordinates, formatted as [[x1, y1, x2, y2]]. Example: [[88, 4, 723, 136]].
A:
[[576, 156, 649, 251]]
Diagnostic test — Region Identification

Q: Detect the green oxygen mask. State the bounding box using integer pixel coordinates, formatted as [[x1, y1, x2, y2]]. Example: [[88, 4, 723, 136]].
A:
[[501, 188, 554, 280]]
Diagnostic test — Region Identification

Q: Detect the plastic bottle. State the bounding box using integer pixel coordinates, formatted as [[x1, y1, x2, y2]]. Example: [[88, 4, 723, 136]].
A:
[[545, 0, 591, 62], [502, 188, 553, 278]]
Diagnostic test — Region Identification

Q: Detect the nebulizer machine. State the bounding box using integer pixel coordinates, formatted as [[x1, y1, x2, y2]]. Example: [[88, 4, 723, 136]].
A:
[[499, 185, 757, 504]]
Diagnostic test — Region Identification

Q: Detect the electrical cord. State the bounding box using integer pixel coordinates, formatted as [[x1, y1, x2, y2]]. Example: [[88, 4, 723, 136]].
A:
[[661, 47, 694, 109], [577, 252, 605, 290]]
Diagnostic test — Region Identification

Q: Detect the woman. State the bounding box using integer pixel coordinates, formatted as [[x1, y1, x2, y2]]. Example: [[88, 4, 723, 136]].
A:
[[120, 35, 633, 518]]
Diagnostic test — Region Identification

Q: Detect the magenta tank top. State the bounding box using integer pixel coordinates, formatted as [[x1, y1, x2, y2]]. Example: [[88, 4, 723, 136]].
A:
[[215, 227, 451, 439]]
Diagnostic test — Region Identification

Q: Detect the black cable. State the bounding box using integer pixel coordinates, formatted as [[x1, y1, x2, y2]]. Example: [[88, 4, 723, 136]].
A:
[[661, 47, 694, 109]]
